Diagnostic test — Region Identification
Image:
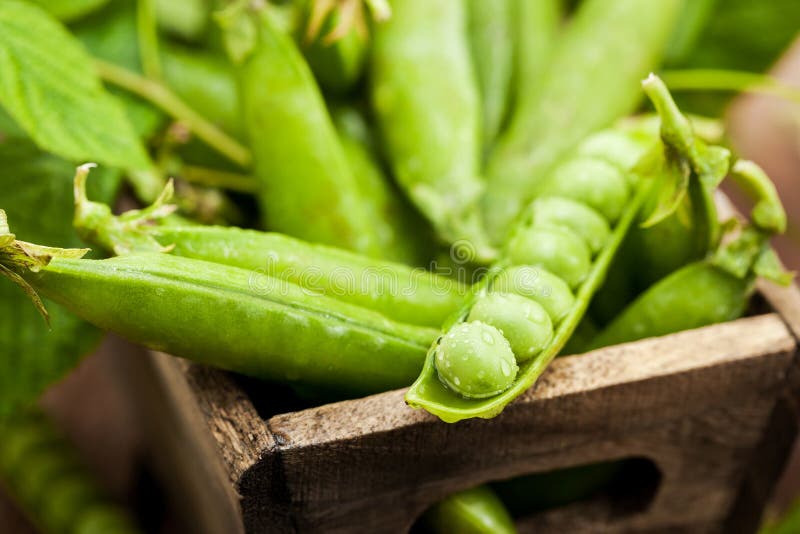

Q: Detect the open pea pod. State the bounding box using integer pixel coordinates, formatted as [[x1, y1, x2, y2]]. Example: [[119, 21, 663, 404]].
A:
[[405, 74, 727, 423], [404, 184, 649, 422]]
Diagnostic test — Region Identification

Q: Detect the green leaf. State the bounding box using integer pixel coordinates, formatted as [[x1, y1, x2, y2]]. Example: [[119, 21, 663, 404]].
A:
[[0, 0, 149, 170], [0, 136, 120, 417], [70, 0, 165, 139], [26, 0, 110, 23]]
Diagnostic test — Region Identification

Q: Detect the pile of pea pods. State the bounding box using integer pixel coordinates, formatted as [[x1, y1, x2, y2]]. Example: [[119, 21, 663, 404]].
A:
[[0, 0, 793, 531]]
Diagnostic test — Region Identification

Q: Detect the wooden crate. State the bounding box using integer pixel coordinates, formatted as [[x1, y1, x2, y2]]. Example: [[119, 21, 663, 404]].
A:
[[117, 276, 800, 534]]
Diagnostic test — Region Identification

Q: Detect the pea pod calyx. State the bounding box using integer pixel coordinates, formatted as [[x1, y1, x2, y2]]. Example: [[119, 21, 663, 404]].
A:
[[0, 207, 89, 324]]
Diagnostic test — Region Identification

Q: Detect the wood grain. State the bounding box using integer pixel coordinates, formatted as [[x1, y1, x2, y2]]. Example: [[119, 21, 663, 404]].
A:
[[124, 268, 800, 533]]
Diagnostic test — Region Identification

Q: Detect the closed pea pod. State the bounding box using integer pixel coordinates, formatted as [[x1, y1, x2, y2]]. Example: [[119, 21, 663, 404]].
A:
[[589, 159, 791, 350], [369, 0, 494, 262], [0, 217, 438, 396], [591, 76, 732, 325], [73, 169, 460, 328], [217, 2, 385, 256], [465, 0, 515, 148], [160, 44, 245, 141], [421, 485, 517, 534], [331, 105, 434, 266]]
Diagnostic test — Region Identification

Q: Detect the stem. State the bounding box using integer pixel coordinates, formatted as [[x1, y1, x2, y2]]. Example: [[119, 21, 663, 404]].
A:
[[730, 160, 787, 234], [661, 69, 800, 104], [137, 0, 162, 80], [95, 60, 252, 169], [181, 166, 258, 193]]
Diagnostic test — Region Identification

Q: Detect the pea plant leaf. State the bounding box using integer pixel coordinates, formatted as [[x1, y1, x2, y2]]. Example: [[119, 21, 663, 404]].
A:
[[0, 0, 149, 170], [0, 133, 121, 418], [26, 0, 110, 23]]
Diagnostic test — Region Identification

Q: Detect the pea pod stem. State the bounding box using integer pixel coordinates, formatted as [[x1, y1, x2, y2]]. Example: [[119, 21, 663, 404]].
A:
[[730, 160, 787, 234], [137, 0, 162, 81], [660, 69, 800, 104], [179, 165, 257, 194], [94, 59, 252, 168]]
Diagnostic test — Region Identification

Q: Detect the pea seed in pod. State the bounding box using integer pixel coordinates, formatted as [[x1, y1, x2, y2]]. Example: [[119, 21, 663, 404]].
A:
[[527, 197, 610, 255], [492, 265, 575, 324], [576, 129, 654, 175], [468, 293, 553, 362], [541, 156, 630, 222], [435, 321, 518, 399], [507, 225, 591, 288]]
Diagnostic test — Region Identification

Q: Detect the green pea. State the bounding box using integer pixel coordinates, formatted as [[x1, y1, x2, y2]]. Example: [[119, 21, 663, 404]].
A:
[[542, 157, 630, 223], [507, 226, 592, 289], [434, 321, 517, 399], [527, 196, 610, 254], [468, 293, 553, 362], [492, 265, 576, 324], [576, 128, 655, 174]]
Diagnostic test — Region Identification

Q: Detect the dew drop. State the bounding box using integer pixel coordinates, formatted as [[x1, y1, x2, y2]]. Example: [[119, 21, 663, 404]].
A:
[[501, 360, 512, 377], [481, 331, 495, 345], [454, 376, 461, 386]]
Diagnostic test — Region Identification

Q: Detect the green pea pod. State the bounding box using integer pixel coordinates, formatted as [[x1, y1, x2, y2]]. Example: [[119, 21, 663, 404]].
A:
[[465, 0, 515, 148], [588, 261, 751, 349], [589, 159, 792, 349], [405, 75, 728, 422], [299, 0, 368, 95], [72, 168, 459, 328], [405, 184, 649, 422], [331, 105, 435, 266], [592, 78, 731, 323], [0, 216, 437, 396], [421, 486, 517, 534], [483, 0, 682, 242], [160, 44, 245, 141], [216, 2, 385, 257], [506, 0, 561, 134], [370, 0, 495, 262], [0, 410, 141, 534]]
